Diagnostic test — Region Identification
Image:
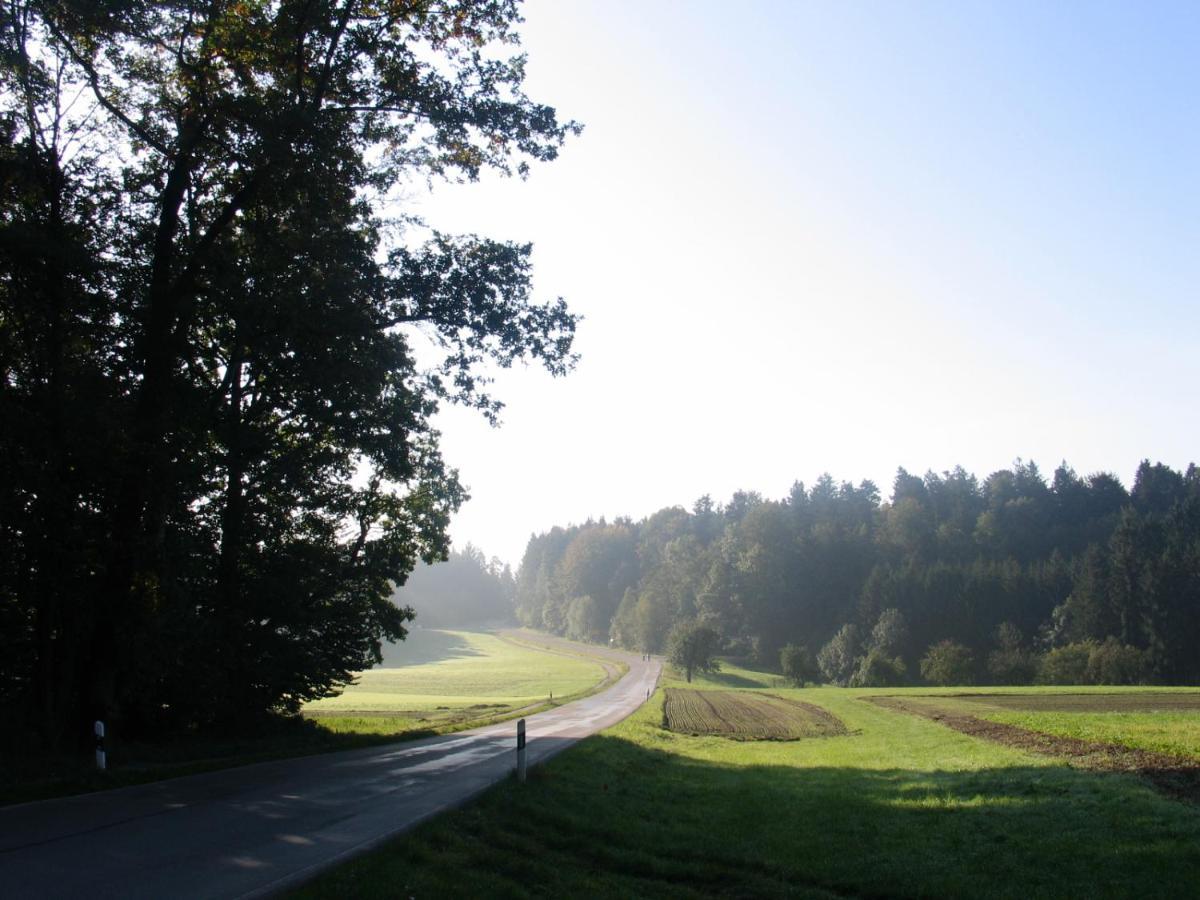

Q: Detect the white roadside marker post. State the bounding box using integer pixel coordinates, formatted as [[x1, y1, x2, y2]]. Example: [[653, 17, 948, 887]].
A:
[[94, 720, 106, 771], [516, 718, 527, 784]]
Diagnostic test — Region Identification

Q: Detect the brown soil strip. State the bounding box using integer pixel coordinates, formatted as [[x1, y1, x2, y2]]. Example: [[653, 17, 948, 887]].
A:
[[866, 696, 1200, 803], [765, 694, 850, 737]]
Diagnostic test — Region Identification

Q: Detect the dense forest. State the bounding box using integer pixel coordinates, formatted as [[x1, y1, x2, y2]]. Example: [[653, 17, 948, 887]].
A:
[[516, 460, 1200, 686], [393, 546, 516, 629]]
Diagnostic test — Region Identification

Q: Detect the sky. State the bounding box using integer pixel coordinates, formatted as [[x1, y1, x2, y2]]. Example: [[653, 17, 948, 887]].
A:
[[412, 0, 1200, 566]]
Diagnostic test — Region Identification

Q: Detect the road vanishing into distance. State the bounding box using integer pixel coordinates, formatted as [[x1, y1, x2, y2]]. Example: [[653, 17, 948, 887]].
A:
[[0, 640, 660, 899]]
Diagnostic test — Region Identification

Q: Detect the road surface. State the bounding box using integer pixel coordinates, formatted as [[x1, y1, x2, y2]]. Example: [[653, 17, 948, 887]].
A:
[[0, 640, 660, 899]]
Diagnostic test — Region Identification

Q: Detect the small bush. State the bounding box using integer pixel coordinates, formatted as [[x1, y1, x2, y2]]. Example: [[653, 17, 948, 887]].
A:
[[818, 624, 860, 687], [1086, 638, 1149, 685], [849, 649, 906, 687], [920, 640, 974, 686], [780, 643, 818, 686], [987, 648, 1038, 685], [1038, 642, 1094, 684]]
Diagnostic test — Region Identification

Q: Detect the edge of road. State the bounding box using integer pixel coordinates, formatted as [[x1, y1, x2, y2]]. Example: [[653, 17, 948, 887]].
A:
[[242, 641, 661, 898], [3, 630, 638, 811]]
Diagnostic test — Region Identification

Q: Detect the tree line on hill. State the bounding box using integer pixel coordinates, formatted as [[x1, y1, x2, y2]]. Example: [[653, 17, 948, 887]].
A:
[[515, 460, 1200, 686], [391, 546, 516, 630]]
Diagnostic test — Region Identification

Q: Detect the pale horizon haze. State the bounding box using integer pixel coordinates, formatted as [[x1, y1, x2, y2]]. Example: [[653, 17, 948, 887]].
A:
[[409, 1, 1199, 567]]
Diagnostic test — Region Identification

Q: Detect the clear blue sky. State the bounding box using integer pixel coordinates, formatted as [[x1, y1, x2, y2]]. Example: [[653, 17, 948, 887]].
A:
[[415, 0, 1200, 565]]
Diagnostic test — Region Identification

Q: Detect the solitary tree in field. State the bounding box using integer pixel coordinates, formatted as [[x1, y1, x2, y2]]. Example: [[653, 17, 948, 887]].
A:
[[780, 644, 818, 686], [667, 621, 721, 683], [920, 640, 975, 686]]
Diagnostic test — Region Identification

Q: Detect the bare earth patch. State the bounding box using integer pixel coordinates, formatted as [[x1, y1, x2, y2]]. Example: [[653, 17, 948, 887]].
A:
[[867, 696, 1200, 803], [664, 689, 847, 740], [949, 692, 1200, 713]]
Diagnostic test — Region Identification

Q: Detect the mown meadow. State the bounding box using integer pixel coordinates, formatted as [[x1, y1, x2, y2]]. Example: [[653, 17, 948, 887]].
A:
[[302, 629, 612, 735], [297, 662, 1200, 899]]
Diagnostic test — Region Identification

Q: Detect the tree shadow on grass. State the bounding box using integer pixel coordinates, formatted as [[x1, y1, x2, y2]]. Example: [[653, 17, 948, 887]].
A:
[[699, 669, 774, 689], [375, 628, 487, 668], [358, 734, 1200, 900]]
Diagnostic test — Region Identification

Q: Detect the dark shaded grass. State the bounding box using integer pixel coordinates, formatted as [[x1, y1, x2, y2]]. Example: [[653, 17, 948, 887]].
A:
[[0, 715, 424, 806], [294, 732, 1200, 899], [375, 629, 488, 668]]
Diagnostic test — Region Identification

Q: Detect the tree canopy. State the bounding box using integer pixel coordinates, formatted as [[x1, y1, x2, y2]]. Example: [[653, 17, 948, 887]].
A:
[[1, 0, 578, 744]]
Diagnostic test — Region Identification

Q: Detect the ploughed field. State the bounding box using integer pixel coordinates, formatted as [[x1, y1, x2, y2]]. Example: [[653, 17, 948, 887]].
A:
[[663, 688, 846, 740]]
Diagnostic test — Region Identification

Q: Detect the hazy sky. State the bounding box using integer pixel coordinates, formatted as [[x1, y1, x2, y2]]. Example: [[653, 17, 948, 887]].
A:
[[414, 0, 1199, 566]]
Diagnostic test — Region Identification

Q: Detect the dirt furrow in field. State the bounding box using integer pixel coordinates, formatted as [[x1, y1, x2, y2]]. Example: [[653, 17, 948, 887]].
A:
[[699, 690, 732, 732], [866, 696, 1200, 803], [769, 695, 850, 736]]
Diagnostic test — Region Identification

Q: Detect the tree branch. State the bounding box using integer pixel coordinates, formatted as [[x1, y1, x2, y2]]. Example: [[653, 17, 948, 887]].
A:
[[37, 11, 171, 156]]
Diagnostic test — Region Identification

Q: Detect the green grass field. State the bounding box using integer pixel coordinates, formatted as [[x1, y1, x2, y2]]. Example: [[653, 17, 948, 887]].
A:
[[303, 629, 610, 735], [297, 661, 1200, 898]]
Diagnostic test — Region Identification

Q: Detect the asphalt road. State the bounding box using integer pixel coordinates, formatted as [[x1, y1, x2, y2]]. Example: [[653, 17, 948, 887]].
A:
[[0, 641, 660, 899]]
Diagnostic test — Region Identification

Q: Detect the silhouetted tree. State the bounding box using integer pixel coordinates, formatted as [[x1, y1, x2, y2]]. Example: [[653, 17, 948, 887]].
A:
[[1, 0, 579, 742]]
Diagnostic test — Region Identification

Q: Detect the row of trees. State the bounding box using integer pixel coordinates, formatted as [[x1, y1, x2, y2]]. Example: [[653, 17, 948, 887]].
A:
[[1, 1, 577, 747], [516, 460, 1200, 685]]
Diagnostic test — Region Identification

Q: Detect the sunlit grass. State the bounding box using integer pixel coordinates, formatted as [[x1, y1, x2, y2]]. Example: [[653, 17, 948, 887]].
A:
[[297, 664, 1200, 899], [302, 630, 609, 736], [981, 711, 1200, 761], [305, 630, 606, 710]]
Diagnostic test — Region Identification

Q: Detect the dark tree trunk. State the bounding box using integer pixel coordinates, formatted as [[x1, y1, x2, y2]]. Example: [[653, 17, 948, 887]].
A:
[[92, 118, 202, 728], [217, 348, 248, 713]]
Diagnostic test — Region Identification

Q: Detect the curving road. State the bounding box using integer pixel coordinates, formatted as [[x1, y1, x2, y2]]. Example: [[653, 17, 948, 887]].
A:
[[0, 639, 660, 899]]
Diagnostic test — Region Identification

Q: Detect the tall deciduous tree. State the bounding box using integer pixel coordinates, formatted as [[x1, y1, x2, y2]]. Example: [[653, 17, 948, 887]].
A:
[[1, 0, 579, 743]]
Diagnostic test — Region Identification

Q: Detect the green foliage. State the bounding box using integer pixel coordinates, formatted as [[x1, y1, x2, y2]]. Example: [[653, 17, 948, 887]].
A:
[[818, 624, 861, 687], [514, 459, 1200, 693], [564, 595, 602, 643], [779, 643, 818, 686], [1038, 643, 1094, 685], [920, 640, 975, 686], [987, 622, 1038, 685], [1086, 637, 1150, 685], [850, 649, 907, 687], [869, 608, 909, 657], [1038, 639, 1149, 686], [666, 620, 721, 683]]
